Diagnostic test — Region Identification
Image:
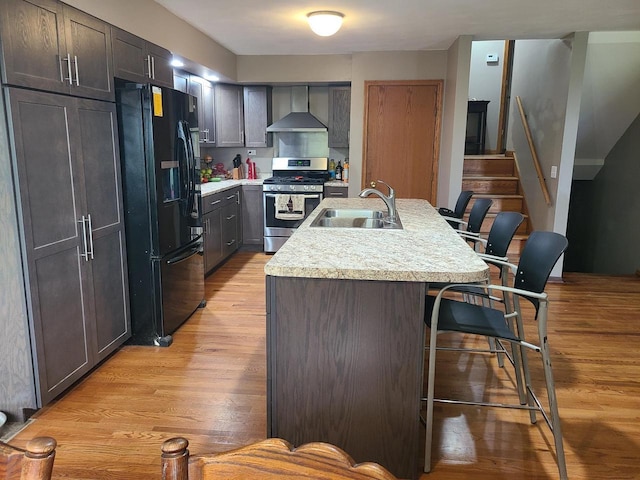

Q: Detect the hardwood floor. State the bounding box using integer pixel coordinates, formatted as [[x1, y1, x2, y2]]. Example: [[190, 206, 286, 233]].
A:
[[8, 251, 640, 479]]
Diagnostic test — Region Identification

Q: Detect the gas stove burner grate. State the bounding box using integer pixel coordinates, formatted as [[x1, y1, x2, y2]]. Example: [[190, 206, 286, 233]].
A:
[[264, 175, 326, 185]]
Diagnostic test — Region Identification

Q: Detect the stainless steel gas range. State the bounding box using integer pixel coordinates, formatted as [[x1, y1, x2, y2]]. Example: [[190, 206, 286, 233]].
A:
[[263, 157, 329, 253]]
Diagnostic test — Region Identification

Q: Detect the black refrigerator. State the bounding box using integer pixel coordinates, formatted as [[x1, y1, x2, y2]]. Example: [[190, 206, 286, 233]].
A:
[[116, 80, 205, 346]]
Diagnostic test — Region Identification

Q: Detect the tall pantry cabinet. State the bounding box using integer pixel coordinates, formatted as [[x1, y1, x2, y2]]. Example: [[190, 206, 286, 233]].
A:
[[0, 0, 130, 408]]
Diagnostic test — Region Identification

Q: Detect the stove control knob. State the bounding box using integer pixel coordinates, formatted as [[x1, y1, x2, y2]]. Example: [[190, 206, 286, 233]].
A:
[[304, 185, 309, 191], [277, 185, 282, 191]]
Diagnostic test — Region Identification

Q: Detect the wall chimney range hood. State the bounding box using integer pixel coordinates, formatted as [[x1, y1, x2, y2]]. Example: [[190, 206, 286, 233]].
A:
[[266, 86, 327, 132]]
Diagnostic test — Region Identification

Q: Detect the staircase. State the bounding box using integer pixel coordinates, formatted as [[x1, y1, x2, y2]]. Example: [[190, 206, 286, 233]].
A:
[[461, 153, 530, 258]]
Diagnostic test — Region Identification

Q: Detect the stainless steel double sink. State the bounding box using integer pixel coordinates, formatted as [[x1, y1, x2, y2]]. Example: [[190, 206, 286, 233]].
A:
[[310, 208, 403, 229]]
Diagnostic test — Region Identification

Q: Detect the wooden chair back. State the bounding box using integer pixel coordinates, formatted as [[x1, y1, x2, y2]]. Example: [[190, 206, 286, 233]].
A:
[[0, 437, 56, 480], [161, 437, 399, 480]]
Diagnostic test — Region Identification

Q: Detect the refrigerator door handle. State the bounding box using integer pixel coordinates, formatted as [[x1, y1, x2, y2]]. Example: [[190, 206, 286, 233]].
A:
[[166, 246, 200, 266], [86, 214, 95, 260], [78, 215, 89, 261], [176, 121, 190, 212]]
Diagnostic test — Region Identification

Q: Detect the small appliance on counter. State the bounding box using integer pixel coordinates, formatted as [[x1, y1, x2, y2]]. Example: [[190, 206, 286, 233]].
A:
[[262, 157, 329, 253]]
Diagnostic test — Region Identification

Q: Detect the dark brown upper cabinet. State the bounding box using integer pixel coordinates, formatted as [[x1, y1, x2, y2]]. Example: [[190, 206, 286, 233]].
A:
[[243, 86, 272, 148], [0, 0, 115, 101], [111, 26, 173, 88], [328, 86, 351, 148]]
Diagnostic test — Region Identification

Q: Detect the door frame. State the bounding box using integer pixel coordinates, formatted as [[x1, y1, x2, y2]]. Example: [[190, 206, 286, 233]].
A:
[[362, 80, 443, 204]]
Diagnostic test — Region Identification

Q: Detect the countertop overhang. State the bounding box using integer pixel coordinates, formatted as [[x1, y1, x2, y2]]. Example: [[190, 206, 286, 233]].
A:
[[264, 197, 490, 283]]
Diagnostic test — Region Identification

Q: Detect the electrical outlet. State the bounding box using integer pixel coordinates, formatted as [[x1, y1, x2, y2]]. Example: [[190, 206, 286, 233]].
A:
[[550, 165, 558, 178], [247, 149, 257, 156]]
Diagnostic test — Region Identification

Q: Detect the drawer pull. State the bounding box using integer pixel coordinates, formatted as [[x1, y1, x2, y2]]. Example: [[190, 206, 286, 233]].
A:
[[210, 199, 221, 206]]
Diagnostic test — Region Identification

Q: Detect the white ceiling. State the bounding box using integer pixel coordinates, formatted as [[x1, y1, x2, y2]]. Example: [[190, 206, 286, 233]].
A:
[[153, 0, 640, 56]]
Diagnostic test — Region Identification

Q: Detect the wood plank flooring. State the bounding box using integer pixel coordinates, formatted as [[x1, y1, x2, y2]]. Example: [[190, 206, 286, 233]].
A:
[[8, 251, 640, 479]]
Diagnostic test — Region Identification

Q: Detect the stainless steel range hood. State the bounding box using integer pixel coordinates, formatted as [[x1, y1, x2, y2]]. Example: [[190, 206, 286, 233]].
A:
[[266, 86, 327, 132]]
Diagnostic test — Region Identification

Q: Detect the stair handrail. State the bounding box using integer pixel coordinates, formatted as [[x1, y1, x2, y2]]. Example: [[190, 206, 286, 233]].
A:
[[515, 96, 552, 205]]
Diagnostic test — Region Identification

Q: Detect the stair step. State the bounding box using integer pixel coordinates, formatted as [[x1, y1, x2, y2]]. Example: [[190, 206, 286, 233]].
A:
[[463, 212, 529, 235], [464, 157, 515, 177], [469, 194, 524, 213], [463, 176, 519, 194]]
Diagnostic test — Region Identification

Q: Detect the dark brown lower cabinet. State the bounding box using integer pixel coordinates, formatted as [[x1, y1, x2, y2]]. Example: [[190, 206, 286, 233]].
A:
[[202, 187, 241, 274], [266, 275, 425, 480], [241, 184, 264, 246], [6, 88, 130, 405]]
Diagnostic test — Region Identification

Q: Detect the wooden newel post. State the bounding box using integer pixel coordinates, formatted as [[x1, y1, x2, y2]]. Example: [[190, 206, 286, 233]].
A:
[[21, 437, 57, 480], [161, 437, 189, 480]]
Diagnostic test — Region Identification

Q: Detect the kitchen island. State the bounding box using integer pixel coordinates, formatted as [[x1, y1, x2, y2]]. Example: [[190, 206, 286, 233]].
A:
[[264, 197, 489, 479]]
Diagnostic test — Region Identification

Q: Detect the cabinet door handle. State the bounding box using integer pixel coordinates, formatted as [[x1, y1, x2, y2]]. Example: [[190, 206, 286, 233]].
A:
[[226, 239, 236, 246], [62, 54, 73, 85], [226, 214, 235, 221], [78, 216, 89, 261], [151, 56, 156, 80], [86, 214, 94, 260], [145, 55, 152, 79], [73, 55, 80, 86], [328, 192, 344, 196]]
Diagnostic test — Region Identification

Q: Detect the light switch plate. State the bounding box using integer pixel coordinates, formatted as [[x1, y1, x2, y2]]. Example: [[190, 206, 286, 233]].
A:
[[247, 149, 257, 156], [551, 165, 558, 178]]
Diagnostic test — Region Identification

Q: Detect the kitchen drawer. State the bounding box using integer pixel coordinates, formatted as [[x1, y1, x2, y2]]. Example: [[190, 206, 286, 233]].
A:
[[202, 187, 240, 213], [324, 185, 348, 198]]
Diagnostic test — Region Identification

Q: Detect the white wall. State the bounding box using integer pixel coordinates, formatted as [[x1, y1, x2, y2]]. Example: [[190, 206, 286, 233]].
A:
[[468, 41, 506, 152], [348, 51, 449, 197], [507, 39, 574, 230], [439, 36, 473, 209], [574, 31, 640, 178]]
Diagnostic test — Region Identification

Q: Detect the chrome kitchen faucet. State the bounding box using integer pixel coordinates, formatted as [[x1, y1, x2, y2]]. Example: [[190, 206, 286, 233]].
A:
[[359, 180, 398, 223]]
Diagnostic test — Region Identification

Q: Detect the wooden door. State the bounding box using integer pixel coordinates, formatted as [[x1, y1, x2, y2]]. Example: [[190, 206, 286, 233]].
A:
[[363, 80, 443, 203]]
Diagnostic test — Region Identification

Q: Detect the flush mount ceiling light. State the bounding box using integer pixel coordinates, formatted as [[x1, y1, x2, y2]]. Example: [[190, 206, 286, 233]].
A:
[[307, 11, 344, 37]]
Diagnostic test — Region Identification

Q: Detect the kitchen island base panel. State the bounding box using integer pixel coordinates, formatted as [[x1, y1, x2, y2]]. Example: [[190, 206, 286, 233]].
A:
[[267, 275, 425, 480]]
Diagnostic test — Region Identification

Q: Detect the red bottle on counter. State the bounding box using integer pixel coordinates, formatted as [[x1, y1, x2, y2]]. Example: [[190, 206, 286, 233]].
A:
[[246, 158, 256, 179]]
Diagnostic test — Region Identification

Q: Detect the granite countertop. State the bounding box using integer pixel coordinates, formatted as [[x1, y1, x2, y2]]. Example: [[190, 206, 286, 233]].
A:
[[264, 197, 490, 283], [202, 179, 348, 196], [201, 179, 263, 196]]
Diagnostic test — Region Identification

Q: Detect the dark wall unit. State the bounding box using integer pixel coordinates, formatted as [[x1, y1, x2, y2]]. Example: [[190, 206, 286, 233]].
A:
[[267, 275, 424, 479], [202, 188, 241, 274], [328, 86, 351, 148], [215, 84, 245, 147], [188, 76, 216, 145], [5, 88, 130, 405], [324, 185, 348, 198], [465, 100, 489, 155], [111, 26, 173, 88], [241, 184, 264, 246], [0, 0, 115, 101], [244, 86, 272, 147]]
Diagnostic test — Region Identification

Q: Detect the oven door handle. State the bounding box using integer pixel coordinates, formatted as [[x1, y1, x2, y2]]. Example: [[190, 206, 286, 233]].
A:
[[265, 193, 321, 199]]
